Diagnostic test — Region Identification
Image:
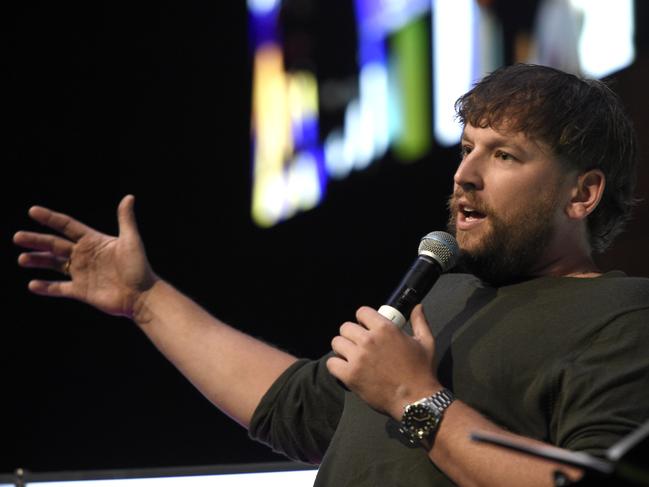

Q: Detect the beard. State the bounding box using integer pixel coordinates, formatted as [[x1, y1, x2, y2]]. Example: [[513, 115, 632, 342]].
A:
[[447, 190, 559, 286]]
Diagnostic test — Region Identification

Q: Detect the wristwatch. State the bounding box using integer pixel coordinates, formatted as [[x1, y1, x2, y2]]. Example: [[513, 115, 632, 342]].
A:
[[399, 389, 455, 448]]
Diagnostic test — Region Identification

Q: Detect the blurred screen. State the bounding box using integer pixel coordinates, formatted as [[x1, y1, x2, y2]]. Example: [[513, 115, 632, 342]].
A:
[[248, 0, 635, 227], [247, 0, 500, 227]]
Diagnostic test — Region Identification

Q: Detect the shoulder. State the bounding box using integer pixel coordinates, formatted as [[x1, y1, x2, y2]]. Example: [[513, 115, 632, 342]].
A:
[[543, 273, 649, 347], [506, 271, 649, 308], [565, 272, 649, 309], [594, 271, 649, 295]]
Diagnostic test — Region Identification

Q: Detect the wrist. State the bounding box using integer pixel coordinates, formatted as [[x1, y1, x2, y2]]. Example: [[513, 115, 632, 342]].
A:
[[130, 274, 162, 324], [390, 381, 443, 421], [399, 388, 455, 449]]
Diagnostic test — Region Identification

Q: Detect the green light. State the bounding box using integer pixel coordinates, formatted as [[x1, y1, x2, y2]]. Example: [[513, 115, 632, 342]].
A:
[[391, 16, 431, 162]]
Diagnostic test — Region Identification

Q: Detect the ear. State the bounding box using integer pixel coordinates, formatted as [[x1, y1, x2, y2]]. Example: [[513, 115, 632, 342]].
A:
[[565, 169, 606, 220]]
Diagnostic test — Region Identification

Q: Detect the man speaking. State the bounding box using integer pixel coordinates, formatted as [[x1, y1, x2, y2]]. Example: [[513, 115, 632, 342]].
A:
[[14, 64, 649, 486]]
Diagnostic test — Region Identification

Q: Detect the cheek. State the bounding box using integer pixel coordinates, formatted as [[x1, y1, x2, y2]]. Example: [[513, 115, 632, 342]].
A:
[[488, 175, 543, 215]]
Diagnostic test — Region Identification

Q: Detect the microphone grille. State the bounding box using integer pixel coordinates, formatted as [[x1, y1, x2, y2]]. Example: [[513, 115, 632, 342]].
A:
[[418, 231, 460, 272]]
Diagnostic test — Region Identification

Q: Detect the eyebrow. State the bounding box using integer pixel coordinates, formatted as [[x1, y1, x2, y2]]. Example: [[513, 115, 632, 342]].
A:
[[461, 131, 531, 159]]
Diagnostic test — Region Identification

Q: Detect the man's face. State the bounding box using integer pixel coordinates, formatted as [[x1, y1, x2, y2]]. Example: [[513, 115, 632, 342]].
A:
[[447, 124, 573, 284]]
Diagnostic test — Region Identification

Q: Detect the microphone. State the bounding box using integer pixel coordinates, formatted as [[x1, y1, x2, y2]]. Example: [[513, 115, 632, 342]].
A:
[[378, 231, 459, 327]]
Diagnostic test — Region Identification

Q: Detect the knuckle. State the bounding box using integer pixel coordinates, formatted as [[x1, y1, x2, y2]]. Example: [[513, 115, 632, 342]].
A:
[[348, 362, 362, 378], [355, 332, 371, 347], [374, 320, 393, 338], [355, 347, 370, 362]]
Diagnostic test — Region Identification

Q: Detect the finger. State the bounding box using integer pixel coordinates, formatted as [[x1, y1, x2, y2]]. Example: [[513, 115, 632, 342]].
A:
[[18, 252, 68, 272], [13, 231, 74, 258], [331, 335, 357, 359], [410, 304, 434, 353], [27, 280, 75, 298], [338, 321, 368, 344], [326, 355, 349, 383], [28, 206, 92, 242], [117, 195, 140, 240], [355, 306, 389, 330]]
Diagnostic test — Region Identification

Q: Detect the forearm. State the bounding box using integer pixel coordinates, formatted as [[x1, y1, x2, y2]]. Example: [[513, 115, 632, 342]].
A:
[[133, 279, 298, 428], [428, 400, 582, 487]]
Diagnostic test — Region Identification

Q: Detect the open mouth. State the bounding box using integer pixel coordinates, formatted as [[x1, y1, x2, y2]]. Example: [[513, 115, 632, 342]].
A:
[[456, 203, 487, 231], [460, 205, 486, 222]]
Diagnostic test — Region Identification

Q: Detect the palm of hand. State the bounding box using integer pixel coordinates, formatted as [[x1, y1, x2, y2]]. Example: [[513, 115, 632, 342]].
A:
[[69, 230, 153, 317], [14, 195, 156, 318]]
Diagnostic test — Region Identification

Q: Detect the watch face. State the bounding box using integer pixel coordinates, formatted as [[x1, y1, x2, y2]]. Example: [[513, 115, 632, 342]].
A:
[[404, 402, 441, 439]]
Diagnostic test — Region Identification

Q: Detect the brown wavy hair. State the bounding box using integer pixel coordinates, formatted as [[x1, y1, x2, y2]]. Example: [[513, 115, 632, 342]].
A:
[[455, 63, 638, 253]]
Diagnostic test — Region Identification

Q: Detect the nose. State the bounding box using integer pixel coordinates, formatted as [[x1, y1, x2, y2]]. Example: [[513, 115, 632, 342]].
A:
[[453, 150, 484, 192]]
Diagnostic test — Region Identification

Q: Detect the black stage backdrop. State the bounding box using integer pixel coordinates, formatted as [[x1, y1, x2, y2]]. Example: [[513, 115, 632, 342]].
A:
[[4, 0, 648, 475]]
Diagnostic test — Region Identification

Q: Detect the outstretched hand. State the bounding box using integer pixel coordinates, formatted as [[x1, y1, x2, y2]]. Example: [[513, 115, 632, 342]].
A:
[[327, 304, 441, 420], [13, 195, 158, 318]]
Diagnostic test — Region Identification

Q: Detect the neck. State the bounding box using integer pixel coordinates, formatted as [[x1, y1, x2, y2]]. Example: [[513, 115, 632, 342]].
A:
[[530, 222, 603, 278], [532, 244, 601, 279], [531, 258, 601, 279]]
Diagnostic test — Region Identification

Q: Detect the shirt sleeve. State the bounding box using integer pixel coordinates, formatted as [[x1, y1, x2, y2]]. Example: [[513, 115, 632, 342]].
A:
[[551, 307, 649, 458], [248, 354, 345, 464]]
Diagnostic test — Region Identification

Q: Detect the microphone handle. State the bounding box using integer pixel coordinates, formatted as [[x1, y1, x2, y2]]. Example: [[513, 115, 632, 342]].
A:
[[378, 255, 442, 327]]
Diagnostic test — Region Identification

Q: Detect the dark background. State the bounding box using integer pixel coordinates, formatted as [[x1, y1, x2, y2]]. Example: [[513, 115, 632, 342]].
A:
[[4, 0, 648, 474]]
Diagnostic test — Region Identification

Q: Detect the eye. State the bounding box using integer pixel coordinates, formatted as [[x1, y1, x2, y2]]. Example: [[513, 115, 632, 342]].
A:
[[460, 145, 473, 159], [494, 150, 514, 161]]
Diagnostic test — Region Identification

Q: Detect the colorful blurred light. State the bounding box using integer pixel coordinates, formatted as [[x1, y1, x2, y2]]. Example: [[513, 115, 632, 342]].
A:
[[248, 0, 633, 227]]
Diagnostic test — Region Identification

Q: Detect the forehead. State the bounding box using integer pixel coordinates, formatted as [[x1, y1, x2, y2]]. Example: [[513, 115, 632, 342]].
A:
[[462, 123, 552, 158]]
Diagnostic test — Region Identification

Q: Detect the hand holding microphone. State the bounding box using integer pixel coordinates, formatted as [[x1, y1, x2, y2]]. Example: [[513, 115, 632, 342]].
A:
[[327, 231, 459, 415]]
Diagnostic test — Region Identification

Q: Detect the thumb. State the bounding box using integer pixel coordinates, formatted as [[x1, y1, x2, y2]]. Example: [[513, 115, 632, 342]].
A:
[[117, 194, 140, 239], [410, 304, 434, 354]]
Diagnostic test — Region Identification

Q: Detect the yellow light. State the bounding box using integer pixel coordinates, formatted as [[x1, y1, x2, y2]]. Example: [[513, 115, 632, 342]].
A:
[[251, 44, 291, 227], [251, 45, 322, 227]]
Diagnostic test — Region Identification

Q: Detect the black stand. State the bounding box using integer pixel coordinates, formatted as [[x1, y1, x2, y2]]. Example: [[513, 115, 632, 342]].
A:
[[470, 419, 649, 486]]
